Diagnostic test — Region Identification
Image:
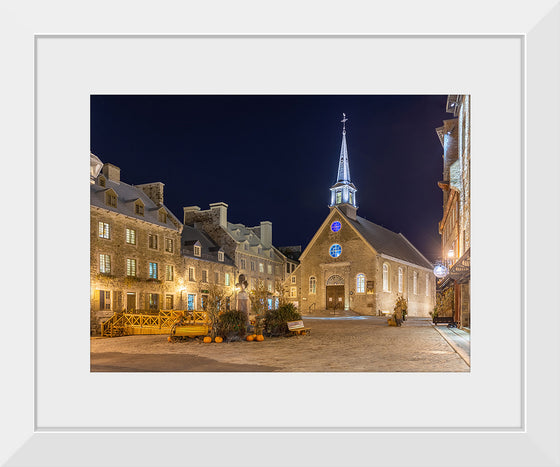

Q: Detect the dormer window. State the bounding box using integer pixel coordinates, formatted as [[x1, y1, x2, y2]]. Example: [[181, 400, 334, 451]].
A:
[[134, 200, 144, 216], [105, 189, 117, 208], [218, 251, 224, 262], [158, 209, 167, 224], [194, 242, 201, 257], [98, 176, 106, 187]]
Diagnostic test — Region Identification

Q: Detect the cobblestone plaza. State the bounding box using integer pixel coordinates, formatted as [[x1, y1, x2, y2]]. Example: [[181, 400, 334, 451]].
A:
[[91, 317, 470, 372]]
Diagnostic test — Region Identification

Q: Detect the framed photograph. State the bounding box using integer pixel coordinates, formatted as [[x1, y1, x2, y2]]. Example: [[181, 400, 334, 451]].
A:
[[2, 1, 559, 465]]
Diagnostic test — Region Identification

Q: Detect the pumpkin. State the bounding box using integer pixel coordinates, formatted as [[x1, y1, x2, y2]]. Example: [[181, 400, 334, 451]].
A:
[[246, 335, 254, 342], [214, 336, 223, 343], [256, 335, 264, 342], [203, 336, 212, 343]]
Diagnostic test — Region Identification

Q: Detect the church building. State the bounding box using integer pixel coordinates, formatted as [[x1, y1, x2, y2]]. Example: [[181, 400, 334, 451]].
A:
[[288, 115, 436, 317]]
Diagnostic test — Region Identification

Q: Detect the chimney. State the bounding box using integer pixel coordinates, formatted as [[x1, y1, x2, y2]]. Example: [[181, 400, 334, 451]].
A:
[[260, 221, 272, 248], [183, 206, 201, 225], [101, 163, 120, 183], [135, 182, 164, 206], [209, 202, 228, 229]]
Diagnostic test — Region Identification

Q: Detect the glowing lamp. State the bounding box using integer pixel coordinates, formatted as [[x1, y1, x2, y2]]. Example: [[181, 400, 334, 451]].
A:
[[433, 264, 449, 279], [90, 153, 103, 184], [448, 249, 455, 258]]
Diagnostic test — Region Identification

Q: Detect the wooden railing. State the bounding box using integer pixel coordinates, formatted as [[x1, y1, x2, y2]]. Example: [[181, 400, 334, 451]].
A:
[[100, 310, 209, 337]]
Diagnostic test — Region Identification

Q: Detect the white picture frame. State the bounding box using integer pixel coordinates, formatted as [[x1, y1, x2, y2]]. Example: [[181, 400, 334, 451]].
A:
[[2, 1, 559, 465]]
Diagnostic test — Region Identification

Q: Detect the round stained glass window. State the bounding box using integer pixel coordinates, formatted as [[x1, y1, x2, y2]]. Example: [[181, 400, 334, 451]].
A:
[[331, 221, 341, 232], [329, 244, 342, 258]]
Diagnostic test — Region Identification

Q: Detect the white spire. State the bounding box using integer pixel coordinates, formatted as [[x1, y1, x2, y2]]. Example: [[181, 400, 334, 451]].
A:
[[330, 113, 358, 211], [336, 113, 351, 183]]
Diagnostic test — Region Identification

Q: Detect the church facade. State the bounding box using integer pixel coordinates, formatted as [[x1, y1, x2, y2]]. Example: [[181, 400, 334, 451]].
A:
[[288, 116, 436, 317]]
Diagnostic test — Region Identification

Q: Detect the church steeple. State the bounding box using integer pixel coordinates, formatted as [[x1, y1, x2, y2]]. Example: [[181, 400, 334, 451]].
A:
[[330, 113, 358, 219]]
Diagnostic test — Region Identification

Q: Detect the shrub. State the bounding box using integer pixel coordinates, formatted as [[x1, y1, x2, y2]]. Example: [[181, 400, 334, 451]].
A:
[[264, 303, 302, 337], [217, 310, 247, 341]]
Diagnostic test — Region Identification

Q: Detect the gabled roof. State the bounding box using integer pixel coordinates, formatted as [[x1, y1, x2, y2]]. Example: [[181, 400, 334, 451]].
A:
[[345, 214, 433, 269], [90, 176, 182, 230], [181, 225, 235, 266]]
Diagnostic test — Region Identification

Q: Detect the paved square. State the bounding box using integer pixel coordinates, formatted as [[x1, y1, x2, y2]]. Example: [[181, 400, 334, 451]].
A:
[[90, 317, 470, 372]]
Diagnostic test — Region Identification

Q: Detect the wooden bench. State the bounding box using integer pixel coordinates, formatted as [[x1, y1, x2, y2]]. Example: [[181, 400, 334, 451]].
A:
[[432, 316, 456, 326], [288, 320, 310, 336]]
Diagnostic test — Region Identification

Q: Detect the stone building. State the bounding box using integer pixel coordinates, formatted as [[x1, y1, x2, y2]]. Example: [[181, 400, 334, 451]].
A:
[[180, 224, 237, 312], [288, 116, 436, 317], [436, 95, 471, 328], [90, 161, 185, 331], [183, 203, 290, 304], [90, 160, 238, 334]]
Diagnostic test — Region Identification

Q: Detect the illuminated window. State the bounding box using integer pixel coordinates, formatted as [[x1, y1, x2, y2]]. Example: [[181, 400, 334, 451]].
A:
[[331, 221, 341, 232], [329, 244, 342, 258], [187, 294, 195, 311], [413, 271, 418, 295], [398, 268, 403, 293], [194, 245, 201, 257], [149, 262, 158, 279], [149, 234, 158, 249], [259, 263, 264, 273], [349, 192, 353, 204], [225, 273, 230, 286], [290, 287, 297, 298], [202, 270, 208, 283], [165, 238, 173, 252], [126, 228, 136, 245], [336, 191, 342, 203], [98, 222, 110, 239], [148, 293, 159, 310], [382, 263, 389, 292], [309, 276, 316, 294], [267, 281, 273, 292], [218, 251, 224, 262], [188, 267, 195, 281], [165, 265, 173, 281], [99, 254, 111, 274], [267, 264, 272, 274], [126, 258, 137, 277], [356, 274, 365, 293]]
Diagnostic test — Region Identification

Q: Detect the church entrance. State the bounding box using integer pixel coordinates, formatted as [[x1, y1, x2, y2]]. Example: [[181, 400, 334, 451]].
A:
[[326, 286, 344, 310], [326, 274, 345, 310]]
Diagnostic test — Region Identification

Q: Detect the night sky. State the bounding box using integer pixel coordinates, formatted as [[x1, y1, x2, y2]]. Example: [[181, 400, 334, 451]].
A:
[[91, 95, 450, 262]]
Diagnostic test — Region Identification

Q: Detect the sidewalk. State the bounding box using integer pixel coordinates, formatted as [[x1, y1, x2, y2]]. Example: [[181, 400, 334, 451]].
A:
[[432, 325, 470, 367]]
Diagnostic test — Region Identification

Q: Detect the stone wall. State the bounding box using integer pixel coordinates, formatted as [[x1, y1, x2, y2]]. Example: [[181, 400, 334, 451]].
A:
[[291, 210, 435, 317], [91, 206, 184, 316]]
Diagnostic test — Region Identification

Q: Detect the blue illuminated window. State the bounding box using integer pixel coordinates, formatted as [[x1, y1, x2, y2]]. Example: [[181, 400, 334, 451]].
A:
[[329, 244, 342, 258], [331, 221, 341, 232]]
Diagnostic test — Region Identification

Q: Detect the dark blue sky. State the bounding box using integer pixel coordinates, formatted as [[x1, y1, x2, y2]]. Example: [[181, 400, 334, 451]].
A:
[[91, 95, 450, 262]]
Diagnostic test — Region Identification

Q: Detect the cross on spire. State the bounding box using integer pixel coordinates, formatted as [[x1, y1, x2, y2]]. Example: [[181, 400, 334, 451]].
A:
[[341, 113, 348, 134]]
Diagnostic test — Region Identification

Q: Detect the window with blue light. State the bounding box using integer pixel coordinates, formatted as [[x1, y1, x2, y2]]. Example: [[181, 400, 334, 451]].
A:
[[329, 244, 342, 258], [331, 221, 341, 232], [187, 294, 195, 311]]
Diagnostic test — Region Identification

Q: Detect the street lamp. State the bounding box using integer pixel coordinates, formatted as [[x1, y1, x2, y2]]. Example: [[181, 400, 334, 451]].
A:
[[90, 152, 103, 184]]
